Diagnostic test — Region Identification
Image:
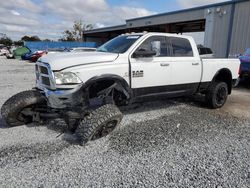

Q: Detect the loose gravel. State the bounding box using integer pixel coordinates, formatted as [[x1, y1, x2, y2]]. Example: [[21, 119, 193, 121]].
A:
[[0, 57, 249, 187]]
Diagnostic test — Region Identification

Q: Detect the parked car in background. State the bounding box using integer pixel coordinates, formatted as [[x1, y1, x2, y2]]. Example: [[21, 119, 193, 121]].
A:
[[13, 46, 31, 60], [0, 47, 9, 56], [239, 48, 250, 80], [47, 48, 71, 54], [70, 47, 96, 52], [197, 45, 214, 58], [22, 50, 47, 62], [5, 46, 17, 59]]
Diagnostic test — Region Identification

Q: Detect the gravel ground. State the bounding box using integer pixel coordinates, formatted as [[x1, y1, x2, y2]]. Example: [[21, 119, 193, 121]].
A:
[[0, 56, 249, 187]]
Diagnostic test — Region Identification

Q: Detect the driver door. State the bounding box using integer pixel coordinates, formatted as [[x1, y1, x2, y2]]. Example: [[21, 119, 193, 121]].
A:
[[129, 36, 173, 97]]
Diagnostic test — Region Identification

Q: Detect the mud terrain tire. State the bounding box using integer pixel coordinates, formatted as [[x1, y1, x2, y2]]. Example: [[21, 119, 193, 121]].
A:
[[75, 104, 123, 145], [1, 90, 46, 127], [206, 82, 228, 109]]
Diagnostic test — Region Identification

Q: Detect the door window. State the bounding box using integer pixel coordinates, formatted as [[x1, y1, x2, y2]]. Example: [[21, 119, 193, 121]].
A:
[[134, 36, 171, 57]]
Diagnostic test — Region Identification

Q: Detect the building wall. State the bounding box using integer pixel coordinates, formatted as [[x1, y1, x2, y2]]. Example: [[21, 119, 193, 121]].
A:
[[204, 4, 233, 58], [229, 0, 250, 56]]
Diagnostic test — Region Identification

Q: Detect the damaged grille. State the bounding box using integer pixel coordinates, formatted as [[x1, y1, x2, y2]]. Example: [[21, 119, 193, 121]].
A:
[[36, 62, 54, 89], [40, 66, 49, 74], [41, 76, 51, 86]]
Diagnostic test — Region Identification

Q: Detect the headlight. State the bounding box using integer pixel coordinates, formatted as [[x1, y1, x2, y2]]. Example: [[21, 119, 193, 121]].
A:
[[54, 72, 82, 85]]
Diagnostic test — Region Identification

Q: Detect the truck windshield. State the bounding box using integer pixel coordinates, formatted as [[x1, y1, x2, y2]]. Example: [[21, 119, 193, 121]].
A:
[[97, 35, 142, 53]]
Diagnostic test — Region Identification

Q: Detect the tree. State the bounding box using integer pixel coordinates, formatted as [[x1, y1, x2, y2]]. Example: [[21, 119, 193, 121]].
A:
[[60, 20, 93, 41], [43, 39, 52, 42], [0, 37, 13, 46], [21, 35, 41, 41], [60, 30, 76, 41], [21, 36, 30, 41], [14, 40, 24, 46]]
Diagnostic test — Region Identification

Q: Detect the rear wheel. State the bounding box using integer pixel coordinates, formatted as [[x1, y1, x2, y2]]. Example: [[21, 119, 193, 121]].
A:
[[75, 104, 123, 145], [1, 90, 46, 127], [205, 82, 228, 109]]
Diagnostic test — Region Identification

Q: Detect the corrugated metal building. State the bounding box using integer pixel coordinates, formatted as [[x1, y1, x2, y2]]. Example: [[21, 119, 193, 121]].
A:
[[83, 0, 250, 58]]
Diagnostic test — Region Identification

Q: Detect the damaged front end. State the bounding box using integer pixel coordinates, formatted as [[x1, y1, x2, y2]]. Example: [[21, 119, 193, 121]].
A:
[[33, 61, 129, 130], [41, 84, 85, 109], [34, 61, 91, 127], [35, 61, 86, 108]]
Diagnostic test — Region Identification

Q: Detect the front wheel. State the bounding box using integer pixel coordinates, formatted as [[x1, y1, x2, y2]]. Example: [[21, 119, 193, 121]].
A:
[[1, 90, 46, 127], [75, 104, 123, 145], [205, 82, 228, 109]]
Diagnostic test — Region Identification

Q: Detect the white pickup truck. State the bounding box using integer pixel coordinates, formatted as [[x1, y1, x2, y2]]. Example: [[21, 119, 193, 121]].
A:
[[1, 32, 240, 145]]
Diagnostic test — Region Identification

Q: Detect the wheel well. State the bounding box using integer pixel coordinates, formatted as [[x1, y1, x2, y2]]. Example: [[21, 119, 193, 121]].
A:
[[87, 79, 129, 105], [88, 80, 114, 98], [213, 69, 232, 94]]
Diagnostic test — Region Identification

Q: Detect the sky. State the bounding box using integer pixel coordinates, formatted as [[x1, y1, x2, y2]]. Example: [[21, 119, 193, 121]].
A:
[[0, 0, 228, 41]]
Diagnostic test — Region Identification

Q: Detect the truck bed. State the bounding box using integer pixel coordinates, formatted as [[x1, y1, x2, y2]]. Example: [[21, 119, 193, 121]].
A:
[[201, 58, 240, 82]]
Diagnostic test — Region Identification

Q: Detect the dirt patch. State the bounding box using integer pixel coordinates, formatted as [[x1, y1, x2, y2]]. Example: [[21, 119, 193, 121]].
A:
[[218, 89, 250, 120]]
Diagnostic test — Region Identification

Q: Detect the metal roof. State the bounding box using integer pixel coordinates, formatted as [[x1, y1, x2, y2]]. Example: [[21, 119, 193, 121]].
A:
[[127, 0, 247, 21], [84, 24, 126, 34], [84, 0, 248, 34]]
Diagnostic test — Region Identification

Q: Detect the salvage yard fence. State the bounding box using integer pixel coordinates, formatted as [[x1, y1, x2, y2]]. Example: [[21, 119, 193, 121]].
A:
[[24, 41, 97, 51]]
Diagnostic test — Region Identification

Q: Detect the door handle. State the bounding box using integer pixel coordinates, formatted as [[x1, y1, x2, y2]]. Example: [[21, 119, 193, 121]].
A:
[[192, 63, 199, 66], [160, 63, 170, 67]]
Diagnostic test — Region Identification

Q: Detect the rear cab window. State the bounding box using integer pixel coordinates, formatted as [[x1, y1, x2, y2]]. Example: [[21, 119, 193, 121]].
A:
[[168, 37, 194, 57]]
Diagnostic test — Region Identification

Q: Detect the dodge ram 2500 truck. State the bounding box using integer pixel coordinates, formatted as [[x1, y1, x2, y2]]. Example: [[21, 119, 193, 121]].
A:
[[1, 32, 240, 145]]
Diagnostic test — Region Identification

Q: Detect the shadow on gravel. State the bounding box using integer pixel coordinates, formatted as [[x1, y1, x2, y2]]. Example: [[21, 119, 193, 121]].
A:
[[0, 141, 71, 168], [34, 119, 81, 145], [0, 115, 80, 145], [0, 116, 8, 129], [120, 100, 178, 114], [120, 96, 208, 115], [177, 94, 208, 108], [108, 106, 245, 155], [108, 118, 189, 154], [0, 97, 208, 146]]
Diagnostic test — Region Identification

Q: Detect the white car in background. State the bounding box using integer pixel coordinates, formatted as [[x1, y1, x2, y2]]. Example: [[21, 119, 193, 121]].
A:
[[5, 46, 17, 59], [0, 47, 9, 56], [70, 47, 96, 52]]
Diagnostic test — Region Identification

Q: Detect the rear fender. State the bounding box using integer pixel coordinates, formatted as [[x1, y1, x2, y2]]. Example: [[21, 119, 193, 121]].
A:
[[211, 68, 233, 94]]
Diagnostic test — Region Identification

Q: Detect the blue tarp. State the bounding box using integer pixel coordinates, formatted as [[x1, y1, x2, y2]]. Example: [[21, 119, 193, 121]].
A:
[[24, 41, 97, 52]]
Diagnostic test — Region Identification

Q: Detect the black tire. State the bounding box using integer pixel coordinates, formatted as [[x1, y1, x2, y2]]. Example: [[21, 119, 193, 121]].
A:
[[205, 82, 228, 109], [75, 104, 123, 145], [1, 90, 46, 127]]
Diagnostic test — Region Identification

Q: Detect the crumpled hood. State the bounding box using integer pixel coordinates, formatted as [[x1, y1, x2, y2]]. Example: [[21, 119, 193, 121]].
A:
[[39, 51, 119, 71]]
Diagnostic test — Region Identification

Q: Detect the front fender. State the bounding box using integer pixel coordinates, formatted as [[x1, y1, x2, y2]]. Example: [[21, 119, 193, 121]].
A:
[[83, 74, 132, 98]]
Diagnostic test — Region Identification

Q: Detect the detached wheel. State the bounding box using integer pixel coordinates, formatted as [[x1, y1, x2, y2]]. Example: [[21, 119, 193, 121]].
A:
[[206, 82, 228, 109], [1, 90, 46, 127], [75, 104, 123, 145]]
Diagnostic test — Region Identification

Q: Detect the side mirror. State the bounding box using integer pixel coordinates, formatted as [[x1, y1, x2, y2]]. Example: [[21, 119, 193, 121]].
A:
[[133, 49, 156, 58]]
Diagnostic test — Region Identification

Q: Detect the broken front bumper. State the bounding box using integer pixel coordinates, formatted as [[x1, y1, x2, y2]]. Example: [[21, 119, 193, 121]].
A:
[[39, 84, 85, 109]]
